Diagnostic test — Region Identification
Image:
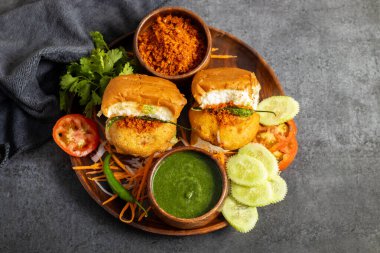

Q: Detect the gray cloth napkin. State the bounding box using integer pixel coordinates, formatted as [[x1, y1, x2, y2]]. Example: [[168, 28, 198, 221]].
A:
[[0, 0, 168, 168]]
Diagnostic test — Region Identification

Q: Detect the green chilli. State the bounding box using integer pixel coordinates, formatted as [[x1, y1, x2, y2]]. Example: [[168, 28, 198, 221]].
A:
[[103, 153, 148, 216], [191, 106, 276, 117], [105, 116, 125, 132]]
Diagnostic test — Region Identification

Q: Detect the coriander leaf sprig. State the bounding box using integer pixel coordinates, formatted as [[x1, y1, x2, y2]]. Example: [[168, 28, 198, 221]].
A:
[[59, 31, 136, 117]]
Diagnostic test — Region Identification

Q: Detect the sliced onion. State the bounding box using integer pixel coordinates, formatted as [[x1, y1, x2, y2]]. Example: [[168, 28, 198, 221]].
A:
[[94, 180, 113, 196], [124, 164, 135, 175], [179, 137, 189, 146], [91, 141, 106, 163], [192, 137, 228, 153], [128, 157, 144, 169]]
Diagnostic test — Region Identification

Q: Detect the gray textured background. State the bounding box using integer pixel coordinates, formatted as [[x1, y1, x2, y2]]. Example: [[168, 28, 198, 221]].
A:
[[1, 0, 379, 252]]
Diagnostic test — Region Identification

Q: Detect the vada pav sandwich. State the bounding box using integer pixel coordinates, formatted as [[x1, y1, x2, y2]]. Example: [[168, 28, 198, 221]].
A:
[[189, 68, 261, 150], [101, 74, 187, 157]]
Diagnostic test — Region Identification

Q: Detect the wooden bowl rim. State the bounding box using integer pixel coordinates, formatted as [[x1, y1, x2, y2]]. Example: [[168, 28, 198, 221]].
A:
[[147, 146, 228, 226], [133, 6, 212, 80]]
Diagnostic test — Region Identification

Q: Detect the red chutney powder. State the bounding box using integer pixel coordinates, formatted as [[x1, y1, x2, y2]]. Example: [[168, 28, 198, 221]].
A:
[[138, 15, 206, 76]]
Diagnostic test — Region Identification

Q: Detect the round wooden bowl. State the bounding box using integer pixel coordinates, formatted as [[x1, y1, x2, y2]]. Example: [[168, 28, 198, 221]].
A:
[[147, 146, 228, 229], [133, 6, 212, 81]]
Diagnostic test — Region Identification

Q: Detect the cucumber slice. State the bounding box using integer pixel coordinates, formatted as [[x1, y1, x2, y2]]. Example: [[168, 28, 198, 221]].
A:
[[257, 96, 299, 126], [227, 154, 268, 187], [239, 143, 279, 177], [268, 175, 288, 204], [222, 196, 259, 233], [231, 181, 273, 207]]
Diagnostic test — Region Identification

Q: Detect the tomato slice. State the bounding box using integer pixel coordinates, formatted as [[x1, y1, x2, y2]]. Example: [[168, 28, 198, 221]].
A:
[[254, 120, 298, 170], [255, 120, 297, 151], [53, 114, 99, 157], [278, 137, 298, 171]]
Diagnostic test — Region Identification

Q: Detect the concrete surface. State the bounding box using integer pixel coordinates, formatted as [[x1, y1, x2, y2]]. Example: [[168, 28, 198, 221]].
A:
[[1, 0, 379, 252]]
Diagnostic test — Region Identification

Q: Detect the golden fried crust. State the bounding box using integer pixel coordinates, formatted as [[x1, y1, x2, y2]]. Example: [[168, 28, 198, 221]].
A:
[[189, 109, 260, 150], [102, 74, 187, 118], [191, 68, 260, 104], [108, 117, 177, 157]]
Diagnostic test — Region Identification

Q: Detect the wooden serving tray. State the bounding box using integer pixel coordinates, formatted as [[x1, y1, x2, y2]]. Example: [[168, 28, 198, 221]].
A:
[[71, 27, 285, 236]]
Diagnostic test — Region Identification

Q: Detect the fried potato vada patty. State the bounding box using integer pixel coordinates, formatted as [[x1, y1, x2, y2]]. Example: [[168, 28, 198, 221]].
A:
[[108, 117, 177, 157], [189, 109, 260, 150]]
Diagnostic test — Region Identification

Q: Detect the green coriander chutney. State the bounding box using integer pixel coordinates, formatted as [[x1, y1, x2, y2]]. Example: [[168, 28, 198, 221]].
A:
[[152, 151, 223, 219]]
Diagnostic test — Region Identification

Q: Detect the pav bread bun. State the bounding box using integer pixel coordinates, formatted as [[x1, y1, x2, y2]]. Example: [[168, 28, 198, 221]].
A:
[[191, 67, 261, 109], [102, 74, 187, 157], [102, 75, 187, 119], [189, 68, 261, 150]]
